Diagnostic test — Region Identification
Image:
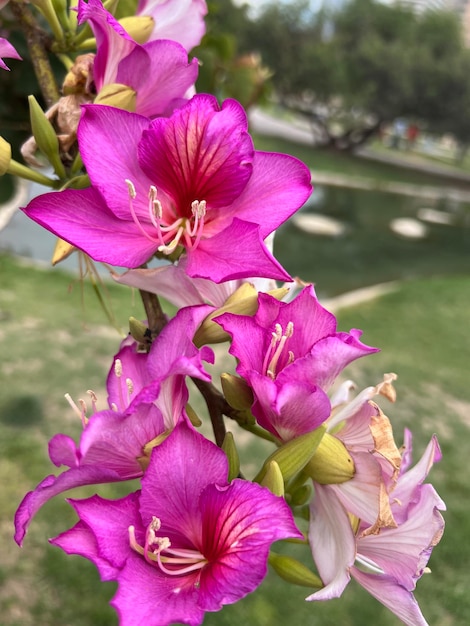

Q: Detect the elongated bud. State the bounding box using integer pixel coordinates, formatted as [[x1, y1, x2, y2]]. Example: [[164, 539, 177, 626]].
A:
[[194, 283, 289, 347], [119, 16, 154, 44], [28, 95, 66, 179], [269, 553, 323, 589], [185, 404, 202, 427], [222, 432, 240, 481], [94, 83, 137, 112], [304, 432, 355, 484], [260, 460, 284, 497], [137, 430, 172, 471], [52, 238, 75, 265], [129, 317, 150, 345], [220, 373, 253, 410], [0, 136, 11, 176], [254, 426, 326, 485]]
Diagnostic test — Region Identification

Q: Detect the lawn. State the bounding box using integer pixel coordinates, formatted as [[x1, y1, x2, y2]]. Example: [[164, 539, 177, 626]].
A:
[[1, 252, 469, 625]]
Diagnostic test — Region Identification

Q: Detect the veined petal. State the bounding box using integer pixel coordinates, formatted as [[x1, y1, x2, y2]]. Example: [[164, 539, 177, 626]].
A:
[[106, 342, 149, 411], [351, 569, 430, 626], [77, 105, 153, 220], [185, 218, 291, 282], [139, 422, 228, 541], [198, 480, 302, 610], [138, 95, 253, 211], [21, 186, 158, 267], [48, 434, 80, 468], [307, 484, 356, 600]]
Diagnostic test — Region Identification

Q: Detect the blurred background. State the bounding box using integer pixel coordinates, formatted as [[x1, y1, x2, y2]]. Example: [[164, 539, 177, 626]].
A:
[[1, 0, 470, 624]]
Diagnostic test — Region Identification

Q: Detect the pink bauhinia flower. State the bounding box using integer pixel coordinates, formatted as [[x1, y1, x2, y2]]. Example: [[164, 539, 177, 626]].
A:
[[78, 0, 198, 117], [136, 0, 208, 51], [14, 305, 214, 546], [51, 421, 303, 626], [0, 36, 21, 71], [308, 432, 445, 626], [215, 285, 378, 441], [22, 95, 311, 282]]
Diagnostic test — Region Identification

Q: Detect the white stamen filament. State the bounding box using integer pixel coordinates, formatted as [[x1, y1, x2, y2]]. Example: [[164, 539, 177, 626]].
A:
[[64, 393, 88, 427], [262, 322, 295, 379]]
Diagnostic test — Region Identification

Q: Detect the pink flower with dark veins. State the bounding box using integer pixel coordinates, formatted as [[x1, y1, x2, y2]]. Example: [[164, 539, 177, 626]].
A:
[[51, 421, 303, 626], [23, 95, 312, 283]]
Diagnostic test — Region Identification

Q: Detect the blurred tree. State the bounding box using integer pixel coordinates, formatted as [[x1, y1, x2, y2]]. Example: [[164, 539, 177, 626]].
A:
[[246, 0, 470, 151]]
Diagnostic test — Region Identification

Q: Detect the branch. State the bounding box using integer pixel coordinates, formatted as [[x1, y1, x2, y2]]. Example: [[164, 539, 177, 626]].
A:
[[10, 0, 60, 107]]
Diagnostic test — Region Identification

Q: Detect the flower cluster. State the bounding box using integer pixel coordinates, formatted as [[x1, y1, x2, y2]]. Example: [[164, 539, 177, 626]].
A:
[[3, 1, 445, 625]]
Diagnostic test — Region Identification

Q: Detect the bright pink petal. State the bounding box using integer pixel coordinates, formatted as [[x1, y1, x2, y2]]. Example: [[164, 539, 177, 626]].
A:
[[0, 36, 22, 70], [48, 434, 79, 468], [227, 151, 312, 239], [198, 480, 303, 610], [116, 40, 198, 118], [138, 95, 253, 211], [22, 186, 157, 268], [186, 218, 291, 282], [106, 342, 150, 411], [78, 105, 153, 219], [307, 484, 356, 600]]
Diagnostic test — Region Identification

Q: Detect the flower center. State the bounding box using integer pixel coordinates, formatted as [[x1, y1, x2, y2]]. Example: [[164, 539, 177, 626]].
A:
[[126, 179, 206, 255], [129, 517, 207, 576], [262, 321, 295, 379], [109, 357, 134, 412]]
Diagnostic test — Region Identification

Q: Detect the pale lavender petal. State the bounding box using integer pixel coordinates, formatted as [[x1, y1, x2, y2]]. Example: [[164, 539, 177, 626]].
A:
[[139, 422, 228, 542], [351, 570, 430, 626], [198, 480, 302, 610], [138, 0, 208, 51], [307, 484, 356, 600], [22, 186, 158, 267], [186, 218, 291, 282]]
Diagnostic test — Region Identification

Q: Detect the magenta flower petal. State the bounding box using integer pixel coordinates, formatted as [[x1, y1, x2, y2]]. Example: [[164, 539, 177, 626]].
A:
[[138, 95, 253, 210], [22, 186, 158, 268], [185, 218, 291, 282], [0, 36, 22, 71]]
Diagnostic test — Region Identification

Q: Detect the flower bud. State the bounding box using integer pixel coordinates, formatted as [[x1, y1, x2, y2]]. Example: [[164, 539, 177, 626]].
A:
[[220, 373, 253, 411], [194, 283, 289, 346], [304, 432, 355, 484], [51, 238, 75, 265], [254, 426, 326, 485], [185, 403, 202, 427], [222, 432, 240, 482], [28, 95, 66, 179], [119, 16, 154, 44], [260, 460, 284, 497], [94, 83, 137, 112], [269, 553, 323, 589], [0, 136, 12, 176], [129, 317, 150, 345], [289, 483, 312, 506]]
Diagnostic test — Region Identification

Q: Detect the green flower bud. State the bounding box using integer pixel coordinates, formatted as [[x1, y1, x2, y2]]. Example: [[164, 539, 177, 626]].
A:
[[94, 83, 137, 112], [260, 460, 284, 497], [185, 403, 202, 428], [304, 432, 355, 484], [0, 136, 12, 176], [222, 432, 240, 482], [269, 552, 323, 589], [220, 373, 253, 411], [254, 426, 326, 485], [129, 317, 150, 345], [119, 16, 154, 44], [289, 483, 312, 506], [28, 95, 66, 179]]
